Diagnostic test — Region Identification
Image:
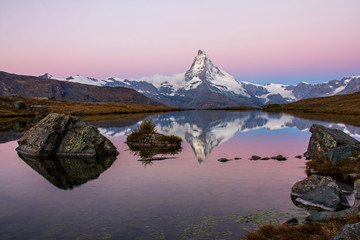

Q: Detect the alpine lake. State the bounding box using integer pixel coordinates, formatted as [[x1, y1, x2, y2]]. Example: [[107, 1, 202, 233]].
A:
[[1, 110, 360, 240]]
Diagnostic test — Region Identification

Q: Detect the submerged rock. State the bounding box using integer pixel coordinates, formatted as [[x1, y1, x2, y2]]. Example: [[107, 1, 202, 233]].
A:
[[270, 155, 287, 161], [218, 158, 231, 162], [304, 124, 360, 161], [291, 175, 350, 211], [16, 113, 118, 157]]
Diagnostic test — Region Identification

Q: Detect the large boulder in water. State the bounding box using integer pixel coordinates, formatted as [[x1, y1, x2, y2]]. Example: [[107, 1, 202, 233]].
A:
[[304, 124, 360, 161], [16, 113, 118, 157], [291, 175, 350, 211]]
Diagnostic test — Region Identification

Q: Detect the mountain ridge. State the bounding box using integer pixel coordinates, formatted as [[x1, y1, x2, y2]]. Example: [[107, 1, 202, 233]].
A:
[[42, 50, 359, 108], [0, 71, 163, 106]]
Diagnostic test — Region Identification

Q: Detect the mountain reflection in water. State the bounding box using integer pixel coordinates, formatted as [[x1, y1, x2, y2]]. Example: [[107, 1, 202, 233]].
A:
[[99, 110, 360, 162]]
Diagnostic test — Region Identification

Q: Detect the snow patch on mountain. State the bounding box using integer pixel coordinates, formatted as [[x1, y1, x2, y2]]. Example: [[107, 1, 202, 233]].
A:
[[133, 73, 186, 91], [263, 83, 296, 101]]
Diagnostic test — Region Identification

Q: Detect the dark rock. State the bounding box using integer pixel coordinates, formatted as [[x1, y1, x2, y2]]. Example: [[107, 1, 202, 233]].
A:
[[327, 146, 356, 165], [16, 113, 118, 157], [283, 217, 299, 225], [291, 175, 339, 196], [306, 201, 359, 222], [251, 155, 261, 160], [295, 185, 350, 211], [334, 222, 360, 240], [291, 175, 350, 211], [234, 157, 242, 160], [14, 101, 26, 110], [272, 155, 287, 161], [295, 155, 302, 159], [218, 158, 231, 162], [304, 124, 360, 160], [260, 157, 270, 160]]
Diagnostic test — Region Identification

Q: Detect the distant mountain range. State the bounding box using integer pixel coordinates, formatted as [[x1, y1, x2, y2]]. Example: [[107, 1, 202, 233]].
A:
[[42, 50, 360, 108], [0, 71, 162, 106]]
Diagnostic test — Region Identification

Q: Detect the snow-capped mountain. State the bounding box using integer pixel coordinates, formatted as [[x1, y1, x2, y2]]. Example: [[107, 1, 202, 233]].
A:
[[45, 50, 360, 108]]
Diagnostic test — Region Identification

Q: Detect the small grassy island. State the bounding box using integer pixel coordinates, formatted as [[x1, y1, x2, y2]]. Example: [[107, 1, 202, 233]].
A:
[[126, 119, 182, 159]]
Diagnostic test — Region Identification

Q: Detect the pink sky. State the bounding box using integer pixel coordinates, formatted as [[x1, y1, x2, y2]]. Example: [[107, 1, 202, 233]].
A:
[[0, 0, 359, 84]]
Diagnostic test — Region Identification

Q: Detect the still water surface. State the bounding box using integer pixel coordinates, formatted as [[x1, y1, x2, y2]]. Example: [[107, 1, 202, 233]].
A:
[[1, 110, 360, 239]]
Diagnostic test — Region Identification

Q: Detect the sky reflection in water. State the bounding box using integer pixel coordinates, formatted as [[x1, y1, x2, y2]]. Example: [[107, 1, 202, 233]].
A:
[[1, 110, 360, 239]]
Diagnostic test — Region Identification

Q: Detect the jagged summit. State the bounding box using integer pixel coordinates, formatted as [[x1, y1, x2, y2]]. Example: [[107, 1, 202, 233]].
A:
[[185, 49, 223, 82]]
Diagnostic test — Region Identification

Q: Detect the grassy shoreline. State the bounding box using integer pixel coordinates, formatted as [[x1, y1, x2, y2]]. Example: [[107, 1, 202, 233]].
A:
[[0, 96, 183, 118]]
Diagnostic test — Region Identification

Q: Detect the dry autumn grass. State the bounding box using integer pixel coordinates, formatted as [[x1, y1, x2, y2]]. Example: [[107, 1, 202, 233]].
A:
[[263, 92, 360, 115], [0, 96, 183, 117], [247, 214, 360, 240]]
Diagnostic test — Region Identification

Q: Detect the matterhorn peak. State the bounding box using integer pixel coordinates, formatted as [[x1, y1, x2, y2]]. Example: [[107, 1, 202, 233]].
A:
[[197, 49, 208, 56], [185, 50, 220, 82]]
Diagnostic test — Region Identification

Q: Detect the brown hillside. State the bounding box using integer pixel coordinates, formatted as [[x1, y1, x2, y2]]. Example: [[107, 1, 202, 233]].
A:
[[263, 92, 360, 115], [0, 71, 162, 106]]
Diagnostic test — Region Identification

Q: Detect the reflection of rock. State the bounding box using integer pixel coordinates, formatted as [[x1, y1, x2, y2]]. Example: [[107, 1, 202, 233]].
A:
[[18, 153, 116, 190], [304, 124, 360, 161], [291, 175, 350, 211], [17, 113, 118, 157], [127, 142, 182, 159]]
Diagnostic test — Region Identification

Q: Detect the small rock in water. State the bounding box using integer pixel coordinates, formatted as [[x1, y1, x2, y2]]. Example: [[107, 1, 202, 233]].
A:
[[260, 157, 270, 160], [218, 158, 231, 162], [251, 155, 261, 160], [234, 157, 242, 160], [272, 155, 287, 161], [295, 155, 302, 159]]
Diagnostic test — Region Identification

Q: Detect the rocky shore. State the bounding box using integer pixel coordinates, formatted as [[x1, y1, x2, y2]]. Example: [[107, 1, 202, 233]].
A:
[[248, 124, 360, 239]]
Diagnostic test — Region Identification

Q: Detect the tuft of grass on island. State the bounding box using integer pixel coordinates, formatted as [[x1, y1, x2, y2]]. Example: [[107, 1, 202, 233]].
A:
[[0, 95, 183, 118], [206, 106, 260, 111]]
